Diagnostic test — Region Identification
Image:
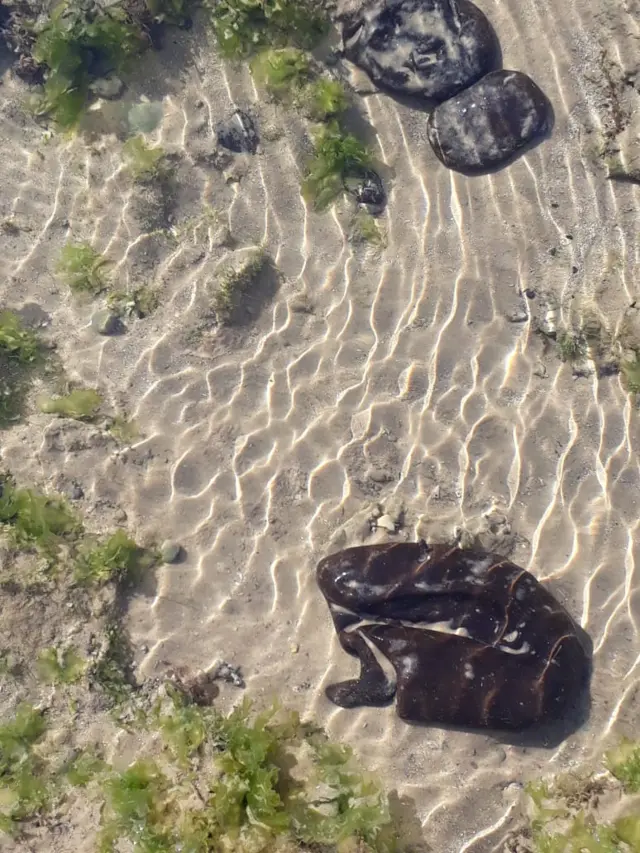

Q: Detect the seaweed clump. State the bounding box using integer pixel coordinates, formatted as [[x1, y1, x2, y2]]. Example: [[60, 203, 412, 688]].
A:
[[74, 529, 158, 586], [207, 0, 328, 59], [0, 472, 81, 558], [302, 120, 373, 211], [212, 247, 275, 325], [31, 0, 146, 129], [557, 329, 588, 363], [514, 742, 640, 853], [251, 48, 349, 121], [38, 387, 103, 420], [0, 310, 43, 428], [99, 691, 402, 853], [56, 241, 110, 294], [122, 135, 172, 183]]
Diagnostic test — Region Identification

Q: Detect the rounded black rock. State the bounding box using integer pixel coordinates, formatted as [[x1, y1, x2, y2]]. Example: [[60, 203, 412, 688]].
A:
[[343, 165, 386, 212], [216, 110, 259, 155], [343, 0, 500, 103], [426, 69, 552, 173]]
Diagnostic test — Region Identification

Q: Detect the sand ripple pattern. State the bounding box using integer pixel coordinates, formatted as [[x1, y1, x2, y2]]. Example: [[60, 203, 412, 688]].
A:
[[1, 0, 639, 850]]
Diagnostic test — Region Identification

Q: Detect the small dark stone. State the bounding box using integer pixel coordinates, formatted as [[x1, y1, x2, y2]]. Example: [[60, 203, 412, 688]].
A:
[[343, 165, 386, 211], [525, 289, 536, 299], [13, 54, 44, 85], [427, 70, 552, 173], [572, 265, 579, 274], [549, 248, 557, 257], [70, 484, 84, 500], [216, 110, 259, 155], [343, 0, 500, 103]]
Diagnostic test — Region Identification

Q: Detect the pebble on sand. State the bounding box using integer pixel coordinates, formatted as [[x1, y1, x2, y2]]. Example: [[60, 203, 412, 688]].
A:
[[161, 540, 182, 564], [91, 309, 120, 336]]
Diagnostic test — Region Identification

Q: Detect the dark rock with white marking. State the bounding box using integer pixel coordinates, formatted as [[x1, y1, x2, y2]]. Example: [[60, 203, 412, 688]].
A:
[[427, 69, 552, 173], [343, 165, 386, 213], [342, 0, 500, 103], [216, 110, 259, 154]]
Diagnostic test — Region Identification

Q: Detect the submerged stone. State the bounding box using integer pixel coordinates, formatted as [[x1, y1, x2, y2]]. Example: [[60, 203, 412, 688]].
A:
[[216, 110, 259, 155], [343, 0, 500, 103], [91, 309, 120, 336], [343, 165, 386, 212], [426, 69, 552, 172]]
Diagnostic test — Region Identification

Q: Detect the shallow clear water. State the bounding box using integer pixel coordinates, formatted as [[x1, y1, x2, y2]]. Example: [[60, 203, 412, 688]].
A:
[[1, 1, 639, 850]]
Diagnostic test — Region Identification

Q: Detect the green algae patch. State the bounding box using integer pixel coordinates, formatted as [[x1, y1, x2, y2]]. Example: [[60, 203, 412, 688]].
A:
[[606, 740, 640, 793], [351, 210, 386, 247], [557, 329, 588, 363], [36, 646, 86, 684], [39, 387, 103, 421], [305, 77, 349, 121], [74, 529, 158, 586], [212, 247, 277, 326], [302, 120, 373, 211], [56, 241, 110, 294], [108, 285, 160, 319], [0, 473, 81, 557], [251, 47, 312, 101], [620, 359, 640, 395], [208, 0, 328, 59], [31, 0, 145, 130], [0, 310, 44, 428], [122, 135, 172, 184], [0, 704, 50, 834], [99, 690, 403, 853], [515, 743, 640, 853]]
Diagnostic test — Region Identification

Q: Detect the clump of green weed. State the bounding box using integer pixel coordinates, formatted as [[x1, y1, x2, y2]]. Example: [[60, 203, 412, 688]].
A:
[[31, 0, 145, 129], [293, 737, 395, 848], [213, 248, 270, 324], [89, 622, 137, 706], [56, 241, 110, 294], [107, 285, 160, 318], [0, 703, 50, 833], [0, 310, 43, 428], [251, 47, 311, 99], [36, 646, 86, 684], [606, 739, 640, 792], [74, 529, 157, 586], [100, 759, 175, 852], [557, 329, 588, 363], [207, 0, 328, 59], [0, 311, 40, 363], [0, 473, 81, 555], [107, 414, 140, 444], [39, 388, 103, 420], [302, 120, 372, 211], [351, 210, 385, 247], [305, 77, 348, 121], [122, 135, 171, 183], [620, 359, 640, 395]]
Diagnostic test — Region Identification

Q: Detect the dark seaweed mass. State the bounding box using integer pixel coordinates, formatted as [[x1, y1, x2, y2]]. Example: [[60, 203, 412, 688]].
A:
[[317, 541, 592, 732]]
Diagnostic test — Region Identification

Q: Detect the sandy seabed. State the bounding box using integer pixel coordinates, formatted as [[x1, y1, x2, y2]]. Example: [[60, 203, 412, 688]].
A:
[[1, 0, 640, 850]]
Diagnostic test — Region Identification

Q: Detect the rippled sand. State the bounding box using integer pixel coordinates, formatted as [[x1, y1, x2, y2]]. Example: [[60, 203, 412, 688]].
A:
[[1, 0, 640, 850]]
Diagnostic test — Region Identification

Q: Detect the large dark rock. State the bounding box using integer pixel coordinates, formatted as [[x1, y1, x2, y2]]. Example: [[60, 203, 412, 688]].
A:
[[426, 69, 552, 172], [342, 0, 500, 103], [216, 110, 259, 155]]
